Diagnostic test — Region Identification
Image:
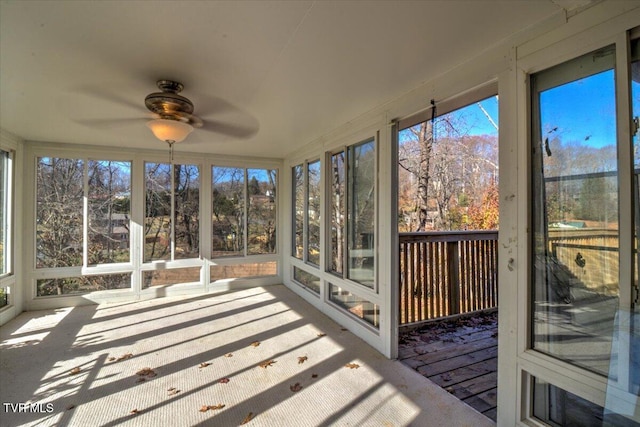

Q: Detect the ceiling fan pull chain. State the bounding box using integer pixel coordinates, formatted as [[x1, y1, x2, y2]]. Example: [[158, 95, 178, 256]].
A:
[[168, 141, 175, 165]]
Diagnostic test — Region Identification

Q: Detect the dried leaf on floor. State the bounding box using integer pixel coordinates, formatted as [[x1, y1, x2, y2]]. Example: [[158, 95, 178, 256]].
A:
[[130, 409, 139, 415], [110, 353, 133, 363], [345, 363, 360, 369], [316, 333, 326, 337], [241, 412, 254, 424], [224, 353, 233, 358], [167, 387, 181, 395], [136, 367, 157, 377], [311, 374, 318, 378], [136, 377, 146, 383], [199, 362, 211, 368], [69, 367, 81, 375], [219, 378, 230, 384], [441, 373, 452, 382], [200, 404, 225, 412], [258, 359, 276, 368], [297, 356, 307, 364], [290, 382, 303, 392], [66, 404, 75, 410], [250, 341, 260, 347]]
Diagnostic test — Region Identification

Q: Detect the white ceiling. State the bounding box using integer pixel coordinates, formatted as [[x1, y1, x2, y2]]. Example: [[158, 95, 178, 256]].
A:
[[1, 1, 571, 159]]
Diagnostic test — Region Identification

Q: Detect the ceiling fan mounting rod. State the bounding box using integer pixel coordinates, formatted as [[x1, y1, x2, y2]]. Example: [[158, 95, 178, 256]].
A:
[[156, 80, 184, 94]]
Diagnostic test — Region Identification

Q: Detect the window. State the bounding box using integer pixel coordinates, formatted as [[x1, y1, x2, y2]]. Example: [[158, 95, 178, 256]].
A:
[[293, 164, 304, 259], [293, 266, 320, 294], [329, 283, 379, 327], [212, 167, 245, 257], [307, 161, 321, 265], [0, 149, 11, 307], [88, 160, 131, 265], [530, 41, 638, 425], [292, 160, 321, 265], [330, 138, 376, 289], [144, 162, 199, 262], [247, 168, 277, 255], [37, 274, 131, 296], [37, 157, 84, 268], [174, 164, 200, 259], [211, 262, 277, 282], [531, 45, 619, 376], [212, 166, 277, 258]]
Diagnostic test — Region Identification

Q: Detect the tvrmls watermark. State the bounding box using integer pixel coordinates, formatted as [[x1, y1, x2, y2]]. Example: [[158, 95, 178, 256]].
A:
[[3, 402, 54, 413]]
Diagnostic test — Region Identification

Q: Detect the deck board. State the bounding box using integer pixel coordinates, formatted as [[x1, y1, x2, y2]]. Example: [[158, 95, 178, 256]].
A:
[[399, 311, 498, 422]]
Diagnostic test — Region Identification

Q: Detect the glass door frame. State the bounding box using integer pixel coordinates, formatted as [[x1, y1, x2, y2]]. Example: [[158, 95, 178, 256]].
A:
[[513, 23, 639, 426]]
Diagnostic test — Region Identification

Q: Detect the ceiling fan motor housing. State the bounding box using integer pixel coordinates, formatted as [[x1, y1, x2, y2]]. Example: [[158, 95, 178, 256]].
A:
[[145, 79, 195, 118]]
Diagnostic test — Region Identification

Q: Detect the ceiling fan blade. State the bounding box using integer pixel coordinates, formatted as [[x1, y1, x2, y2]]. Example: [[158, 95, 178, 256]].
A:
[[192, 94, 238, 117], [200, 118, 259, 139], [74, 86, 146, 112], [74, 117, 147, 129]]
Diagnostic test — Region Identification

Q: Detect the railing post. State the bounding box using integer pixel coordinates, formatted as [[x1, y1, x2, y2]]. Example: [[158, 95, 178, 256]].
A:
[[447, 240, 460, 315]]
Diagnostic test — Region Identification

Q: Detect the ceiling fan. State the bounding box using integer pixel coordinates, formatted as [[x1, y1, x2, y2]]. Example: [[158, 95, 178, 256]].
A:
[[144, 80, 203, 144], [75, 79, 259, 143]]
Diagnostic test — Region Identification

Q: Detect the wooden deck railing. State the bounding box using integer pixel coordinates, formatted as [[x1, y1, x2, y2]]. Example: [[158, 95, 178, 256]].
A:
[[399, 230, 498, 325]]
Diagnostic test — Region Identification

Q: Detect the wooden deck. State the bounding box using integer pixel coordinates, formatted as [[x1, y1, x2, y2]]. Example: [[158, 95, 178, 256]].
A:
[[398, 310, 498, 422]]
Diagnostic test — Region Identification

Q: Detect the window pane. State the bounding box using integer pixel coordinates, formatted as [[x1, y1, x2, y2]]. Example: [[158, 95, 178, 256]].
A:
[[174, 164, 200, 259], [144, 162, 171, 262], [630, 37, 640, 400], [307, 160, 321, 265], [212, 167, 245, 257], [247, 168, 276, 255], [533, 377, 639, 426], [37, 274, 130, 296], [330, 152, 345, 274], [531, 46, 619, 376], [87, 160, 131, 265], [210, 262, 277, 281], [293, 267, 320, 294], [0, 150, 8, 275], [347, 139, 376, 288], [36, 157, 84, 268], [329, 283, 379, 328], [143, 267, 200, 288], [293, 164, 304, 259]]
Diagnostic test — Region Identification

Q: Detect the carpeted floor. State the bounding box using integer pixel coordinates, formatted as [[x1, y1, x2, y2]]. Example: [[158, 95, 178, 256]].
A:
[[0, 285, 493, 426]]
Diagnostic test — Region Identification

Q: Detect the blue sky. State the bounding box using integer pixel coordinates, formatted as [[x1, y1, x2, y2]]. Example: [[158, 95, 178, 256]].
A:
[[463, 95, 499, 137], [540, 70, 616, 149]]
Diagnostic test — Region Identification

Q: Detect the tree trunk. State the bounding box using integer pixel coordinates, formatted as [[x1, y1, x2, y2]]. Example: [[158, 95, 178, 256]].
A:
[[416, 121, 433, 231]]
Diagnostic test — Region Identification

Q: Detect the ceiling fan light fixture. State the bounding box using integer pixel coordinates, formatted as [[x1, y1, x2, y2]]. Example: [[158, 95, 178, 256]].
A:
[[146, 118, 193, 143]]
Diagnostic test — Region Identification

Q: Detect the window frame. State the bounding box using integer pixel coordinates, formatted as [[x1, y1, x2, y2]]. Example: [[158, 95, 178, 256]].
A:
[[144, 161, 201, 263], [211, 165, 278, 259], [0, 147, 14, 309], [515, 27, 639, 426], [291, 158, 321, 267], [326, 135, 378, 292]]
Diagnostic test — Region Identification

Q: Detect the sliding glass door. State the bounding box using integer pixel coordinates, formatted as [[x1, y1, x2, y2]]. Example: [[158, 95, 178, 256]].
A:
[[530, 33, 639, 426]]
